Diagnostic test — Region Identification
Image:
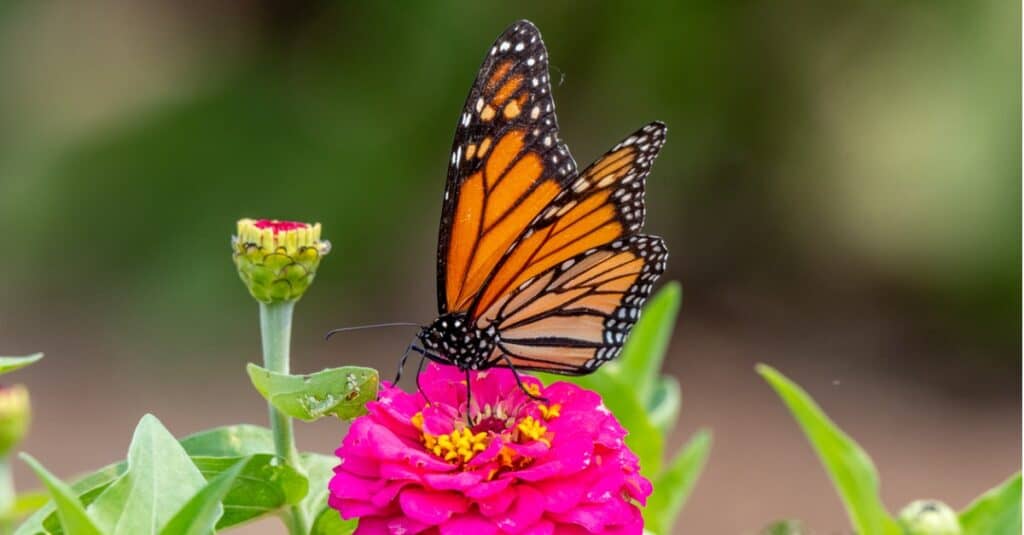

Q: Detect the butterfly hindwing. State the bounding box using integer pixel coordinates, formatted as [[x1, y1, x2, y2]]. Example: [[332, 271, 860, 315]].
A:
[[437, 20, 578, 315], [481, 235, 668, 375]]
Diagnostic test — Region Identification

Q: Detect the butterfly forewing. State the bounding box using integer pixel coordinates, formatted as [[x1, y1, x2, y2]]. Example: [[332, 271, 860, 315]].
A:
[[437, 21, 578, 315], [470, 122, 667, 320]]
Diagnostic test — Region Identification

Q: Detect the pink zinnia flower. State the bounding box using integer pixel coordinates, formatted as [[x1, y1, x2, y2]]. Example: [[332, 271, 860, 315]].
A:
[[329, 363, 652, 534]]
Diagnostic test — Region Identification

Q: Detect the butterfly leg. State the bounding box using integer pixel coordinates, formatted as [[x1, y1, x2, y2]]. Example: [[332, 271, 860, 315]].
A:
[[464, 369, 474, 426], [392, 342, 418, 385], [412, 348, 433, 405], [499, 353, 549, 403]]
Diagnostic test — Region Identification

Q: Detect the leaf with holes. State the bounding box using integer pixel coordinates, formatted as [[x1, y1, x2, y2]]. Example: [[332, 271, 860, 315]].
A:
[[247, 364, 378, 422]]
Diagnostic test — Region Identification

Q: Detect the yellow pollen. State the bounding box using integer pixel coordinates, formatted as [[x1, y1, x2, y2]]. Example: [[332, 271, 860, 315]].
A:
[[516, 416, 551, 446], [538, 404, 561, 420], [413, 414, 489, 465], [523, 383, 542, 397]]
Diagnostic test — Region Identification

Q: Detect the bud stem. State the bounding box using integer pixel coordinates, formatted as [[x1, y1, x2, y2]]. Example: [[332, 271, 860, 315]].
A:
[[0, 457, 13, 533], [259, 301, 309, 535]]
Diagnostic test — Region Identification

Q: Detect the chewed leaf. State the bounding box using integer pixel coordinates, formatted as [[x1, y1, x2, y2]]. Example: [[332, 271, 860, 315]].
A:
[[757, 365, 902, 535], [0, 354, 43, 376], [246, 364, 378, 422]]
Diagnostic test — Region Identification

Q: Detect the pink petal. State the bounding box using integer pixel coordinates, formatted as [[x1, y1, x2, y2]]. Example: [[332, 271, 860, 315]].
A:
[[520, 519, 555, 535], [476, 487, 516, 517], [399, 487, 469, 525], [533, 476, 588, 514], [355, 515, 431, 535], [492, 485, 544, 531], [464, 476, 512, 499], [439, 513, 498, 535], [422, 470, 485, 491]]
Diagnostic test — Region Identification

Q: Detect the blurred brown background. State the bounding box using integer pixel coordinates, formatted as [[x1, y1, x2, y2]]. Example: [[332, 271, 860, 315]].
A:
[[0, 1, 1019, 533]]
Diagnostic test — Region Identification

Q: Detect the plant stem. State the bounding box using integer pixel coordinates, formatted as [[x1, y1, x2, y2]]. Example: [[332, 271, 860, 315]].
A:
[[259, 301, 309, 535], [0, 457, 14, 535]]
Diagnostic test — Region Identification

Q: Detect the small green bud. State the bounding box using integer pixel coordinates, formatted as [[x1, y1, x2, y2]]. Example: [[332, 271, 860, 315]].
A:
[[899, 499, 962, 535], [232, 219, 331, 303], [0, 385, 30, 456]]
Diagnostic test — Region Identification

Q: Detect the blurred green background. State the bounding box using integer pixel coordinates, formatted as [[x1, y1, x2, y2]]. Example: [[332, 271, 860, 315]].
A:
[[0, 1, 1019, 532]]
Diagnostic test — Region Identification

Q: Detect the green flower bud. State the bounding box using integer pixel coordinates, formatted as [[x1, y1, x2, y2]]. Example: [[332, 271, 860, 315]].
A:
[[899, 499, 962, 535], [0, 385, 30, 456], [232, 219, 331, 303]]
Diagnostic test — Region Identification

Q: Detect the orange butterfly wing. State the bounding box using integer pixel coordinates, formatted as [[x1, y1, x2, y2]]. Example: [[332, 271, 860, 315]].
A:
[[470, 122, 667, 321], [437, 21, 577, 314], [484, 235, 667, 374]]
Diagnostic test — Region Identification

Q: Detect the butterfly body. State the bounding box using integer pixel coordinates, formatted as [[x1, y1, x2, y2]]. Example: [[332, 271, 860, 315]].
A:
[[413, 20, 669, 382], [419, 314, 498, 371]]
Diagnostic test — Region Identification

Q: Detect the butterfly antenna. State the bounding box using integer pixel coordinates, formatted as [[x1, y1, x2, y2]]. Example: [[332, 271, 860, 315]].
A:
[[325, 322, 422, 340]]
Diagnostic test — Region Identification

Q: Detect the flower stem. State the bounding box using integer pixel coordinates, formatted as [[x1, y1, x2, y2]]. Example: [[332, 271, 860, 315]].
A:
[[259, 301, 309, 535], [0, 457, 14, 534]]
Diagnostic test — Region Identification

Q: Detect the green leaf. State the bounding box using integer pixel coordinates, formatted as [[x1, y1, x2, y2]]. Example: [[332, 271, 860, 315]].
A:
[[19, 426, 281, 535], [647, 376, 681, 437], [19, 454, 101, 535], [310, 507, 357, 535], [645, 429, 711, 534], [0, 354, 43, 376], [192, 455, 307, 529], [247, 364, 379, 422], [297, 453, 337, 524], [20, 464, 126, 535], [568, 372, 663, 478], [612, 283, 681, 407], [757, 365, 902, 535], [179, 424, 274, 457], [959, 473, 1021, 535], [158, 458, 247, 535], [86, 414, 209, 535]]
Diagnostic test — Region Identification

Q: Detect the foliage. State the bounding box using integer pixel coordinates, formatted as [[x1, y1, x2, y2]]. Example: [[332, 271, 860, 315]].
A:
[[247, 364, 378, 422], [759, 365, 1021, 535], [0, 355, 43, 377], [16, 421, 307, 535]]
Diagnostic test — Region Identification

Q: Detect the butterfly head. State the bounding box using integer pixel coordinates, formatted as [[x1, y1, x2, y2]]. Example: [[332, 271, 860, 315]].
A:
[[418, 313, 499, 371]]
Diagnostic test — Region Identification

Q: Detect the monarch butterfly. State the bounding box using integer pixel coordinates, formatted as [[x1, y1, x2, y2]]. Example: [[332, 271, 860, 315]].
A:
[[396, 20, 668, 397]]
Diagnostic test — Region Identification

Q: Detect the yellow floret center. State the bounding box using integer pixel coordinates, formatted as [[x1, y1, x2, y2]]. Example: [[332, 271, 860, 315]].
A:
[[412, 412, 489, 464], [411, 399, 558, 467], [515, 415, 551, 447], [538, 403, 561, 420]]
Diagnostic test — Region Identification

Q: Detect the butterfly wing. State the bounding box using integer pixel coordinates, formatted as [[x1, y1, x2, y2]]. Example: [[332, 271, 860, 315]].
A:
[[470, 124, 669, 375], [470, 122, 667, 320], [484, 235, 668, 375], [437, 20, 578, 314]]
